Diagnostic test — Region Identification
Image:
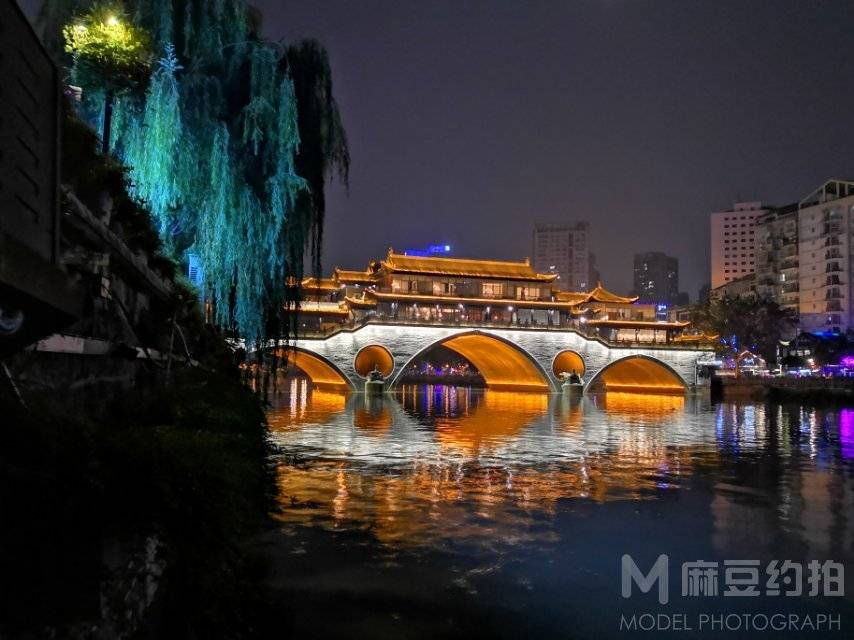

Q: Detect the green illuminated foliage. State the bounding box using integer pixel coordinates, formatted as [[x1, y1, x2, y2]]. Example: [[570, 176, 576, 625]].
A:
[[44, 1, 349, 344], [63, 6, 152, 91]]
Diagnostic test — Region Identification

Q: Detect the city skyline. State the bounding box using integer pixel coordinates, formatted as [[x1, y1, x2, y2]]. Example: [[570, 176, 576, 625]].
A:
[[19, 0, 854, 295]]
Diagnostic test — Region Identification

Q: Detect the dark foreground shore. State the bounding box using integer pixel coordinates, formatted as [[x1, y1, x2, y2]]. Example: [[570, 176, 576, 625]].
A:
[[0, 367, 278, 639]]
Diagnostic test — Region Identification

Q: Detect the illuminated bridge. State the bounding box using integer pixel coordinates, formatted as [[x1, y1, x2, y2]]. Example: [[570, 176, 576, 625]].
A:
[[272, 322, 715, 394]]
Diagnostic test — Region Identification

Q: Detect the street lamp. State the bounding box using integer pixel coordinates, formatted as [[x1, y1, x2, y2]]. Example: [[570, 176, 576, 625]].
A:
[[63, 10, 152, 154]]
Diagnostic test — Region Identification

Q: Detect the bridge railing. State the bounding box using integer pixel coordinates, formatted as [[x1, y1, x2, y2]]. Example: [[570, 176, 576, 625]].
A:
[[290, 315, 716, 351]]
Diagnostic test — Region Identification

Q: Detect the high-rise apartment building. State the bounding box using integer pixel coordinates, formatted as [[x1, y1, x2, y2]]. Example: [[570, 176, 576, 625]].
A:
[[532, 222, 590, 291], [710, 202, 767, 289], [754, 204, 799, 314], [632, 252, 679, 304], [797, 180, 854, 335]]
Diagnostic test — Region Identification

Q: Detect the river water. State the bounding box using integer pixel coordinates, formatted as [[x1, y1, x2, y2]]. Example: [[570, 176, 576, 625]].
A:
[[265, 380, 854, 638]]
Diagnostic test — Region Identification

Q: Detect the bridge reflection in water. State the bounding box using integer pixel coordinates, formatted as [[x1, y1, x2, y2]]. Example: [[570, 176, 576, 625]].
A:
[[270, 381, 704, 546], [268, 380, 854, 639]]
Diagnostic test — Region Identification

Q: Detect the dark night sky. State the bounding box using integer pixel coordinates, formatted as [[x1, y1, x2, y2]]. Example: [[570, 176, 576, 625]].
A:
[[22, 0, 854, 296]]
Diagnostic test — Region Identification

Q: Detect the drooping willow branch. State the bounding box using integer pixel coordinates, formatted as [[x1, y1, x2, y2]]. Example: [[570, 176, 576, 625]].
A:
[[43, 0, 349, 345]]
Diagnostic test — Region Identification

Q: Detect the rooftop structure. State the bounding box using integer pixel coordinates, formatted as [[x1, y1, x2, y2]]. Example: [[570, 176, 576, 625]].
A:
[[293, 249, 697, 346], [381, 251, 557, 282], [710, 272, 756, 299]]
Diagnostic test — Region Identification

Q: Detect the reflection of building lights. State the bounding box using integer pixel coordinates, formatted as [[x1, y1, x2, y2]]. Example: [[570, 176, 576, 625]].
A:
[[840, 409, 854, 459], [508, 306, 513, 311], [580, 317, 587, 324]]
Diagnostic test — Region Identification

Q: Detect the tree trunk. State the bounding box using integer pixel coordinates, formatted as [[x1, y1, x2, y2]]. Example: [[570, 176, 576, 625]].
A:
[[102, 89, 115, 156]]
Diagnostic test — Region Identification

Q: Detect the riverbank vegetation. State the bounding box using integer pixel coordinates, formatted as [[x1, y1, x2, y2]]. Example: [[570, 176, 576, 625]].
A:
[[689, 294, 797, 362], [39, 0, 349, 345], [0, 362, 277, 638]]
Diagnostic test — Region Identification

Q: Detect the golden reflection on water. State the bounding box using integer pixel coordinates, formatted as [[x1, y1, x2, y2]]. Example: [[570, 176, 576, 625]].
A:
[[266, 378, 347, 431], [269, 384, 713, 546], [552, 394, 584, 431], [275, 450, 699, 546], [595, 391, 685, 417], [429, 389, 548, 454], [353, 396, 393, 433]]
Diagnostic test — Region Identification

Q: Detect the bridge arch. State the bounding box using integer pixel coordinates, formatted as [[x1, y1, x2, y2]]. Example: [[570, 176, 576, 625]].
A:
[[271, 346, 353, 391], [552, 349, 586, 377], [585, 354, 686, 394], [354, 344, 395, 378], [390, 330, 554, 392]]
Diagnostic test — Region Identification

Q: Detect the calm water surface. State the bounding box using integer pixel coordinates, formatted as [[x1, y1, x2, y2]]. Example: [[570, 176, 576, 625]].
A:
[[265, 381, 854, 639]]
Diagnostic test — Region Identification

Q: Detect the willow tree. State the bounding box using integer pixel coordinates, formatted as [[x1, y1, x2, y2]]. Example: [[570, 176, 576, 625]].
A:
[[41, 0, 349, 344]]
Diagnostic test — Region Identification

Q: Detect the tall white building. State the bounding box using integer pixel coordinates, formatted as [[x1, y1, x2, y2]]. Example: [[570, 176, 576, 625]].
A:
[[710, 202, 767, 289], [532, 222, 590, 291], [797, 180, 854, 335], [754, 204, 799, 314]]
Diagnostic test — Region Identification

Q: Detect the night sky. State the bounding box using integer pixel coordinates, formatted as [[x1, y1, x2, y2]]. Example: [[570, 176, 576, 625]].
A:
[[21, 0, 854, 297]]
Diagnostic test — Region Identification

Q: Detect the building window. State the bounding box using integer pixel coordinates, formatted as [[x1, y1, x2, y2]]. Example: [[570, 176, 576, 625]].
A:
[[432, 281, 455, 295], [515, 286, 540, 300], [482, 282, 503, 298]]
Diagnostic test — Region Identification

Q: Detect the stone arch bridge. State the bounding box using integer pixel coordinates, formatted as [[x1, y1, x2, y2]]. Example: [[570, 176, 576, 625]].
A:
[[267, 322, 715, 394]]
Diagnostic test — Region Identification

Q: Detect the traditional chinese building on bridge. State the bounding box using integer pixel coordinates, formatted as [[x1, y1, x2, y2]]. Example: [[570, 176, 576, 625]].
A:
[[296, 249, 694, 344]]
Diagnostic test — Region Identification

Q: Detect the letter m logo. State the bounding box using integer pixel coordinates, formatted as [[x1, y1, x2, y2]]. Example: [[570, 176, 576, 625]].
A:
[[622, 554, 669, 604]]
